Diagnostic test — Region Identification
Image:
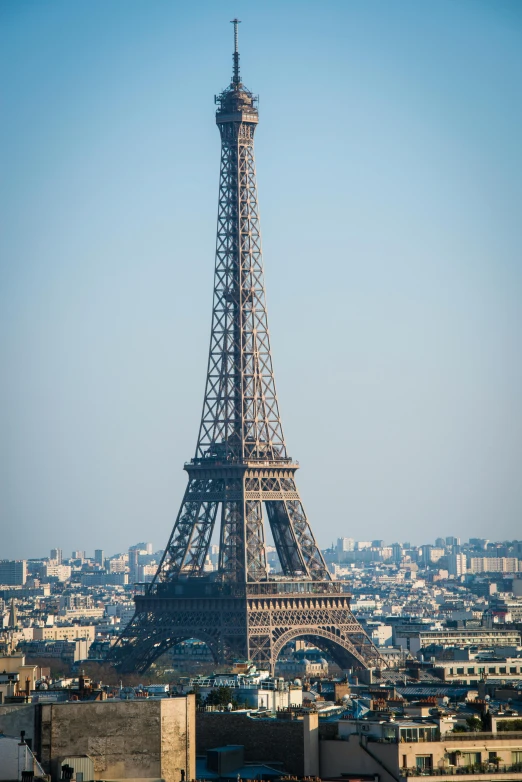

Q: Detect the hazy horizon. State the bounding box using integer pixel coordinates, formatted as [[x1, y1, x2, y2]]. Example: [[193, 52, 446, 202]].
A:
[[1, 0, 521, 560]]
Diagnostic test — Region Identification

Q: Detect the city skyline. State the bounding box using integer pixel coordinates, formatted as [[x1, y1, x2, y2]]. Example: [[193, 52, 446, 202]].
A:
[[4, 533, 522, 566], [2, 1, 522, 560]]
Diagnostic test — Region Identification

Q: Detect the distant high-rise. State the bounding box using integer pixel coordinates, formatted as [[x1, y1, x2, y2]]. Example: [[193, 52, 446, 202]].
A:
[[8, 598, 18, 628], [72, 550, 85, 561], [129, 549, 139, 584], [94, 549, 105, 567], [469, 538, 488, 550], [420, 545, 433, 566], [50, 548, 62, 564], [337, 537, 355, 553], [445, 536, 460, 547], [391, 543, 403, 563], [448, 553, 467, 577], [131, 542, 153, 555], [0, 560, 27, 586]]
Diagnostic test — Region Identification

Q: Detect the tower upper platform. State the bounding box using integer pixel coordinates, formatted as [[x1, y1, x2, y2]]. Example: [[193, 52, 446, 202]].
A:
[[215, 19, 258, 126], [215, 84, 258, 126]]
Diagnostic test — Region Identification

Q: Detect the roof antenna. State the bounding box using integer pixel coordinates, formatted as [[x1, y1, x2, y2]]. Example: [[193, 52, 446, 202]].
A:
[[231, 18, 241, 85]]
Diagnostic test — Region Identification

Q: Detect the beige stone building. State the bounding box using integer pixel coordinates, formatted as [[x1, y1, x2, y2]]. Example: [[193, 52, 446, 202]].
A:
[[320, 716, 522, 781], [0, 695, 195, 782], [33, 625, 96, 642], [0, 654, 38, 695]]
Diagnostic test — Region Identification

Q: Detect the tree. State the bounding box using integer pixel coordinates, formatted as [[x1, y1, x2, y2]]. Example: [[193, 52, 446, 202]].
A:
[[465, 716, 482, 732], [188, 685, 203, 708], [205, 686, 237, 708]]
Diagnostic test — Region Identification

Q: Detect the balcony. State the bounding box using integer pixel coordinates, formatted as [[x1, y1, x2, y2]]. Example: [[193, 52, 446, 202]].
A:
[[441, 731, 522, 741], [246, 580, 346, 596], [400, 765, 522, 779]]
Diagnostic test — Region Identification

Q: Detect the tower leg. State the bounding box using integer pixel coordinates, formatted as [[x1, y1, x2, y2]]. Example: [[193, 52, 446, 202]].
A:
[[154, 481, 220, 580]]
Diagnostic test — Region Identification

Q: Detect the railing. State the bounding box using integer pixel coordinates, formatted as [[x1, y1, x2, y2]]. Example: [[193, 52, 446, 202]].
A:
[[185, 457, 298, 467], [367, 736, 439, 745], [141, 581, 247, 598], [441, 731, 522, 741], [246, 581, 346, 596], [400, 764, 522, 777], [189, 678, 287, 691], [141, 579, 348, 599]]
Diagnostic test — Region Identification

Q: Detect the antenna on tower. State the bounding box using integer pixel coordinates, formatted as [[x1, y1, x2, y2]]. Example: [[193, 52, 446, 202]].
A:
[[231, 18, 241, 85]]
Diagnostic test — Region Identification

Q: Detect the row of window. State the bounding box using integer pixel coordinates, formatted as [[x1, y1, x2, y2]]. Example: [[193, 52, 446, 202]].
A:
[[402, 752, 522, 770], [399, 727, 438, 743], [448, 666, 520, 675], [451, 751, 522, 766]]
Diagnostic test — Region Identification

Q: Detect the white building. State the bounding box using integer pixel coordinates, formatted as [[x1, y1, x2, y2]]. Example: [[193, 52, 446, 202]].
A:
[[368, 623, 393, 647], [44, 564, 72, 582], [188, 672, 303, 711], [469, 557, 520, 573], [448, 553, 467, 576]]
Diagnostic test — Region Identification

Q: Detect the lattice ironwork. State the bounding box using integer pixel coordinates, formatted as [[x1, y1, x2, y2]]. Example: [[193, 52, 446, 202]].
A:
[[109, 21, 383, 675]]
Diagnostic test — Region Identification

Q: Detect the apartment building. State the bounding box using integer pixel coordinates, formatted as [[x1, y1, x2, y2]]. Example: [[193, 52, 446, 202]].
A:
[[0, 560, 27, 586], [33, 625, 96, 643], [395, 627, 521, 653], [435, 657, 522, 684], [320, 715, 522, 781], [469, 558, 520, 573]]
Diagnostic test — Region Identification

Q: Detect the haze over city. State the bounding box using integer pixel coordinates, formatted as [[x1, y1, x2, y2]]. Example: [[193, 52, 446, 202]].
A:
[[1, 0, 521, 559]]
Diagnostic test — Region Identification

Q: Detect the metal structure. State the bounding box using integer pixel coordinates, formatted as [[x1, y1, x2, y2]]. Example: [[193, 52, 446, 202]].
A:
[[110, 21, 382, 674]]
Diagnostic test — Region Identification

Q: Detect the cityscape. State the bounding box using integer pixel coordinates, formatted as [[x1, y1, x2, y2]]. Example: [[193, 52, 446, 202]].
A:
[[2, 2, 521, 782], [2, 535, 522, 779]]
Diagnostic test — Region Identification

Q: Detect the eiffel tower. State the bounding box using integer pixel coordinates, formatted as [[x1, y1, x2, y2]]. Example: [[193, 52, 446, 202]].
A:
[[110, 21, 382, 674]]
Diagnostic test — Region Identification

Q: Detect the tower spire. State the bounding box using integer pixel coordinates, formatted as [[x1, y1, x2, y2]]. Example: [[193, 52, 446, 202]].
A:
[[231, 18, 241, 85]]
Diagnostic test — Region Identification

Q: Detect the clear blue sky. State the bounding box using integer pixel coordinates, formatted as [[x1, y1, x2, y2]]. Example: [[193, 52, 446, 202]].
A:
[[1, 0, 521, 559]]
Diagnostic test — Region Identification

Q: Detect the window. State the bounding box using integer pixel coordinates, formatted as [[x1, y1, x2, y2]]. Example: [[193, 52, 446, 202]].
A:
[[467, 667, 475, 674], [416, 756, 433, 771], [457, 667, 464, 675], [510, 667, 517, 674], [513, 751, 522, 764], [488, 667, 496, 673], [499, 667, 507, 674], [407, 728, 418, 742], [402, 755, 407, 768], [418, 727, 437, 742], [462, 753, 481, 766]]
